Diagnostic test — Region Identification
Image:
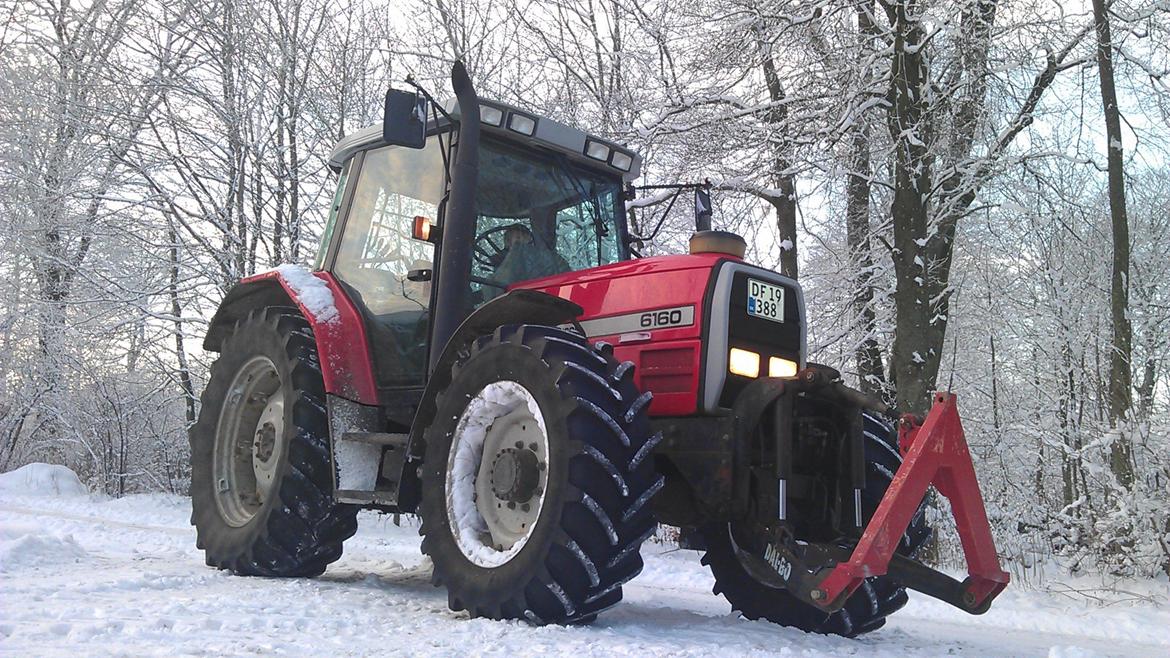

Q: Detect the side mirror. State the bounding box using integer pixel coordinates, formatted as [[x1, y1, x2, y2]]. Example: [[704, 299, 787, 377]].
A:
[[383, 89, 427, 149], [694, 187, 713, 232]]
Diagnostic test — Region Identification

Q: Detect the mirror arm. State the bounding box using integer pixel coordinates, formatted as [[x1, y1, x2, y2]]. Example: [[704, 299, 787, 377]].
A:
[[404, 75, 459, 128]]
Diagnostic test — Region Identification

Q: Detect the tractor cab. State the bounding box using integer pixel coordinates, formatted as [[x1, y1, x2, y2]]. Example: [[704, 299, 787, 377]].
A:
[[316, 95, 639, 391]]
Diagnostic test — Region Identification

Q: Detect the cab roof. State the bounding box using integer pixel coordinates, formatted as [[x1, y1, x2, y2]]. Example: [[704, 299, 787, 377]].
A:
[[327, 97, 642, 182]]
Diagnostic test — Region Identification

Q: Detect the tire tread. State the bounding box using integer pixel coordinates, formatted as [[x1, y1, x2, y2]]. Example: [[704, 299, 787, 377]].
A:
[[420, 324, 659, 624], [190, 307, 357, 578]]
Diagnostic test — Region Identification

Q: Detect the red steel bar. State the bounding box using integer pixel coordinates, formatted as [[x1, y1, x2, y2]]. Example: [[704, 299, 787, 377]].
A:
[[813, 393, 1010, 611]]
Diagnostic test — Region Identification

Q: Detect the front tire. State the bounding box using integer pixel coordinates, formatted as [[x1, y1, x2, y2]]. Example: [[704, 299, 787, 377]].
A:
[[419, 325, 662, 623], [699, 413, 932, 636], [190, 307, 358, 577]]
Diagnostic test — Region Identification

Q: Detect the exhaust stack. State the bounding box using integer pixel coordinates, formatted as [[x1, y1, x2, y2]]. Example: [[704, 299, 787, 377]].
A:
[[429, 61, 481, 370]]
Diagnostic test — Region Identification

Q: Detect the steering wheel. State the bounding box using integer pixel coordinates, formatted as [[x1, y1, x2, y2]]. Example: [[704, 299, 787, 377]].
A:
[[473, 225, 518, 269]]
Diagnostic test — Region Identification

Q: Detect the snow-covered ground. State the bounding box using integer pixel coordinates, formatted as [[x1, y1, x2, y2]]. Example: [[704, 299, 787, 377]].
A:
[[2, 464, 1166, 657]]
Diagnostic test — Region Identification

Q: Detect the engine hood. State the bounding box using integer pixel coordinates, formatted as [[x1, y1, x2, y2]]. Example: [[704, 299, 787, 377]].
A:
[[511, 252, 804, 416]]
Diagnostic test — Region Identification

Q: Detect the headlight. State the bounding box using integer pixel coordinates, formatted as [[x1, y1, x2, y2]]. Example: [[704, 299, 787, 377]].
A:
[[768, 356, 798, 378], [728, 348, 760, 378]]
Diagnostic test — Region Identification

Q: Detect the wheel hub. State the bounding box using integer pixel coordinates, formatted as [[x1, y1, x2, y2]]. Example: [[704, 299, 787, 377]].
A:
[[251, 392, 285, 500], [254, 422, 276, 462], [490, 447, 540, 503]]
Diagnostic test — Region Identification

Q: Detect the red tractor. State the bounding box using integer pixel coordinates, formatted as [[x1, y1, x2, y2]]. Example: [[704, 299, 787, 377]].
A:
[[190, 63, 1009, 635]]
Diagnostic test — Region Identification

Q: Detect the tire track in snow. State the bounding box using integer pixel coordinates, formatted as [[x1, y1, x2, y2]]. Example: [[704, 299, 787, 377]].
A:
[[0, 503, 191, 535]]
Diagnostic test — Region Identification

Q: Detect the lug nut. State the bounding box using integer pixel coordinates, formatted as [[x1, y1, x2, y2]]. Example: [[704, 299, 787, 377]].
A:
[[507, 501, 516, 509], [515, 441, 524, 449], [528, 442, 538, 451], [521, 503, 530, 512]]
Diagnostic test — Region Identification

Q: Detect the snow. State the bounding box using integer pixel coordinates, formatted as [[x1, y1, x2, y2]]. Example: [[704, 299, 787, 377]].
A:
[[329, 401, 381, 492], [273, 264, 340, 324], [446, 381, 547, 568], [0, 525, 87, 573], [625, 190, 674, 211], [2, 468, 1168, 656], [0, 463, 88, 497]]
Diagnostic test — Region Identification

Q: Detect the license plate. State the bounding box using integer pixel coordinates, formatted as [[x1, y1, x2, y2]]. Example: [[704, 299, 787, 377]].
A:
[[747, 279, 785, 323]]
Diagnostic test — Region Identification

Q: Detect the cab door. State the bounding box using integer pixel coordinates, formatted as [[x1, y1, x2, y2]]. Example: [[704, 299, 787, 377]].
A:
[[327, 137, 446, 389]]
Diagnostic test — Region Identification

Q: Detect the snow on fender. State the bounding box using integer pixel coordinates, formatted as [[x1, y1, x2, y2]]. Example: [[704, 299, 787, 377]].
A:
[[273, 264, 340, 324], [236, 265, 379, 405]]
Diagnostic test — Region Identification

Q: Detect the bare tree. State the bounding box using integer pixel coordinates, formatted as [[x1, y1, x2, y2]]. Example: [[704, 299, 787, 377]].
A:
[[1092, 0, 1135, 490]]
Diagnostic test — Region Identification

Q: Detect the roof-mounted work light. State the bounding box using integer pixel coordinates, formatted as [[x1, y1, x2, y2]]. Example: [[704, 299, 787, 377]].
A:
[[610, 150, 633, 172], [480, 105, 504, 126], [585, 140, 610, 161], [508, 112, 536, 135]]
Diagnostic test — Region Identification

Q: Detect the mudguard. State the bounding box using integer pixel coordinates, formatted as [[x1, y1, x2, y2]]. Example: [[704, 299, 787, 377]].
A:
[[203, 266, 379, 406]]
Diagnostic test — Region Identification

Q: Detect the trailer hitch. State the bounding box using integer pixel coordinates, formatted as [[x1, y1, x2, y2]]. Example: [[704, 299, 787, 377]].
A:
[[806, 392, 1010, 614]]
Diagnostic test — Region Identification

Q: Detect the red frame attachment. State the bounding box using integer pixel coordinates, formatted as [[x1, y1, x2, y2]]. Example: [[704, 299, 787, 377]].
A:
[[813, 392, 1010, 613]]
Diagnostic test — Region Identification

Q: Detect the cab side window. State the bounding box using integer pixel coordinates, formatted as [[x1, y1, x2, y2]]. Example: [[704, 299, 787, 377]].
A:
[[334, 139, 444, 387]]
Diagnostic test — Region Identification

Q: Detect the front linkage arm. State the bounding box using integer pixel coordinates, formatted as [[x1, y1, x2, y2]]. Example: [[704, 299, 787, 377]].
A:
[[811, 392, 1010, 615]]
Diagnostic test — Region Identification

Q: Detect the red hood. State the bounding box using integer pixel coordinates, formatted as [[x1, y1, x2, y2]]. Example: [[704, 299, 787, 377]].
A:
[[510, 252, 738, 291], [510, 252, 741, 416]]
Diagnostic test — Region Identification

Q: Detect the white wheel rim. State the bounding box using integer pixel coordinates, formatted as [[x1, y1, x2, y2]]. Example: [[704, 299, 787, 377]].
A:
[[213, 355, 284, 527], [445, 381, 550, 568]]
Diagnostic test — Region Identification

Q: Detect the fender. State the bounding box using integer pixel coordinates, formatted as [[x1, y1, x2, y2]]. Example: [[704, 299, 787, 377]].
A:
[[204, 267, 379, 406], [405, 289, 582, 463]]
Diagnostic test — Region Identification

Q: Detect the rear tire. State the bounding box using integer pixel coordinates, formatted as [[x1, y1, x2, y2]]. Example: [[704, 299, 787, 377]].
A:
[[190, 307, 358, 577], [419, 325, 662, 623], [699, 413, 932, 636]]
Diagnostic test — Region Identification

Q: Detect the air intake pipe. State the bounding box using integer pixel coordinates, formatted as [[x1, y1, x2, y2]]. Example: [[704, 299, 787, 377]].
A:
[[429, 61, 481, 371]]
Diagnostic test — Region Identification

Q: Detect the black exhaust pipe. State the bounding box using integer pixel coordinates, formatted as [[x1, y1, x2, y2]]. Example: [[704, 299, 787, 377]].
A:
[[429, 61, 481, 370]]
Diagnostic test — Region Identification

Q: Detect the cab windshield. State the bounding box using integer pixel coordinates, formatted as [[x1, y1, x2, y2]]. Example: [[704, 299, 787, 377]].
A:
[[470, 138, 624, 298]]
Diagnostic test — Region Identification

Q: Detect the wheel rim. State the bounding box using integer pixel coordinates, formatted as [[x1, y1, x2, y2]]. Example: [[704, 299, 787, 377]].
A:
[[445, 381, 550, 568], [213, 355, 285, 528]]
